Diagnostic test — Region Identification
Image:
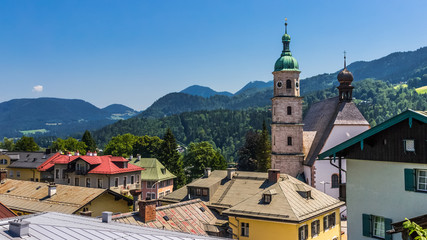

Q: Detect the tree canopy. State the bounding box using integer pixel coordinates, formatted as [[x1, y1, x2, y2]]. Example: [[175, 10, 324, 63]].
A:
[[81, 130, 97, 152], [14, 136, 40, 152], [50, 137, 87, 155]]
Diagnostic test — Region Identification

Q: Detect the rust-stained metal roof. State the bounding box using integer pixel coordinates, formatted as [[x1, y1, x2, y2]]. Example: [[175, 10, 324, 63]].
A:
[[0, 201, 16, 219], [0, 179, 106, 214], [113, 199, 220, 236]]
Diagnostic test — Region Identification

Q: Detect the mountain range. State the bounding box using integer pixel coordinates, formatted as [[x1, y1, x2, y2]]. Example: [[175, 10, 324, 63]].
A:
[[0, 46, 426, 141]]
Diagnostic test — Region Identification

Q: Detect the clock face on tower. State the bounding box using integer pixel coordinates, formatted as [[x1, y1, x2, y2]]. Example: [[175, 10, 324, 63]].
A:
[[277, 81, 283, 88]]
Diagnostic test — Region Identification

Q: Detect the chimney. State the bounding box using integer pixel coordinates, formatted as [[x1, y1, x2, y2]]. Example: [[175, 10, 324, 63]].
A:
[[102, 211, 112, 223], [138, 199, 157, 223], [268, 169, 280, 183], [67, 152, 72, 156], [227, 168, 236, 180], [75, 151, 79, 156], [87, 151, 91, 156], [0, 169, 7, 183], [93, 151, 97, 156], [137, 154, 141, 161], [130, 189, 142, 211], [48, 182, 57, 197], [129, 155, 133, 160], [204, 167, 211, 178], [8, 220, 30, 237]]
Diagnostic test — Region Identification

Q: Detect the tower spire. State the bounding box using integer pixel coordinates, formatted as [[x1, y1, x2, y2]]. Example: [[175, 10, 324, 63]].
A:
[[344, 51, 347, 68], [285, 18, 288, 34]]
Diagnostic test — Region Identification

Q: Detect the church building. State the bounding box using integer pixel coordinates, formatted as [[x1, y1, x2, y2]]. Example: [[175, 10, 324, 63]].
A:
[[271, 21, 370, 209]]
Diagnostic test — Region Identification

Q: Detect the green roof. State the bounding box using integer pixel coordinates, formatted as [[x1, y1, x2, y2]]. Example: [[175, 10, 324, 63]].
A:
[[129, 158, 176, 181], [318, 109, 427, 160]]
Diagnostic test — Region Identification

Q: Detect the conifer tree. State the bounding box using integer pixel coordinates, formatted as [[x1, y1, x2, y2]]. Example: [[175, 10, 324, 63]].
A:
[[257, 120, 271, 172], [158, 128, 186, 189], [14, 136, 40, 152], [81, 130, 97, 152]]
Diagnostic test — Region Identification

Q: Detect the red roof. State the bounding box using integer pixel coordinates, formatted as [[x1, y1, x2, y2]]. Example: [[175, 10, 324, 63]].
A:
[[37, 153, 143, 175], [0, 201, 17, 219]]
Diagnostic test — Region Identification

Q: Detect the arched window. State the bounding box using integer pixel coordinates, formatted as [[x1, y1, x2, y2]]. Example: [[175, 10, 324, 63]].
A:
[[287, 106, 292, 115], [287, 137, 292, 146], [286, 79, 292, 89], [331, 174, 339, 188]]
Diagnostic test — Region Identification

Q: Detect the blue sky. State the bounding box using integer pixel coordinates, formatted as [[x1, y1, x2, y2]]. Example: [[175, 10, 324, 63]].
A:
[[0, 0, 426, 110]]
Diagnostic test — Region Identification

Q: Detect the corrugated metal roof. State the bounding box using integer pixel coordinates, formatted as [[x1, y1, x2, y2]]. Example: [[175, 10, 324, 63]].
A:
[[0, 212, 224, 239], [0, 179, 106, 214], [129, 158, 176, 181], [114, 199, 219, 236]]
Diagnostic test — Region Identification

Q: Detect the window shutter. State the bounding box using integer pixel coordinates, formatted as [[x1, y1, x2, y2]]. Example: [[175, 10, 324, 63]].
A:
[[385, 218, 393, 240], [362, 214, 372, 237], [298, 226, 302, 240], [404, 168, 415, 191]]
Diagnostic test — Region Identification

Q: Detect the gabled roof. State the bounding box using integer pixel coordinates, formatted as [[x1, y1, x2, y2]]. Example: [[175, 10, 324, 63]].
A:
[[0, 179, 131, 214], [0, 212, 223, 239], [303, 97, 369, 166], [223, 175, 344, 223], [0, 201, 16, 219], [37, 154, 143, 174], [113, 199, 221, 236], [3, 151, 57, 169], [318, 109, 427, 160], [129, 158, 176, 181]]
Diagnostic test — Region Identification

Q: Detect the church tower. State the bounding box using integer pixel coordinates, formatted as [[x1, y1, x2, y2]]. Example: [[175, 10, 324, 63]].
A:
[[271, 20, 304, 177]]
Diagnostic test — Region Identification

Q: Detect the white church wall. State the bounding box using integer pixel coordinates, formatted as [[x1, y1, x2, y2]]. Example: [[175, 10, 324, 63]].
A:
[[320, 125, 370, 153]]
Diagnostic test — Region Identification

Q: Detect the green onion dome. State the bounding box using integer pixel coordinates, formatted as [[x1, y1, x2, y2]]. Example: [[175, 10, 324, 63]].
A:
[[274, 22, 299, 72]]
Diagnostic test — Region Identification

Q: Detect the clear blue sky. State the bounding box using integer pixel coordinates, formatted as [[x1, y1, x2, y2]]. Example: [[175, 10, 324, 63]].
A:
[[1, 0, 426, 110]]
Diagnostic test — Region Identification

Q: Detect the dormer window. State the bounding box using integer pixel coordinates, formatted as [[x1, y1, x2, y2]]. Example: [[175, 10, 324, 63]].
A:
[[161, 168, 166, 174], [263, 193, 272, 204]]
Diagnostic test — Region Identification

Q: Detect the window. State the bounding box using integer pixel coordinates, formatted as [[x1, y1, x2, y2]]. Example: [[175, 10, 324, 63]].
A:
[[130, 175, 134, 185], [147, 181, 156, 189], [159, 181, 164, 188], [286, 79, 292, 89], [62, 169, 66, 179], [67, 178, 70, 184], [331, 174, 339, 188], [9, 170, 13, 178], [323, 212, 336, 230], [97, 179, 103, 188], [298, 225, 308, 240], [75, 177, 80, 186], [287, 106, 292, 115], [123, 177, 127, 188], [136, 175, 139, 185], [114, 177, 119, 188], [241, 222, 249, 237], [86, 178, 90, 187], [404, 168, 427, 192], [146, 192, 155, 200], [55, 169, 60, 179], [404, 139, 415, 152], [287, 137, 293, 146], [362, 214, 392, 239], [202, 188, 208, 196], [196, 188, 201, 196], [263, 194, 272, 203], [0, 159, 7, 165], [417, 170, 427, 191], [311, 220, 320, 237], [166, 190, 171, 195], [159, 192, 164, 198], [16, 171, 20, 178]]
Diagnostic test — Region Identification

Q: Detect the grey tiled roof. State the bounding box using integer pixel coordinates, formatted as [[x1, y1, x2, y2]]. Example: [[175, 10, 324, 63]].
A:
[[0, 212, 224, 239], [303, 97, 369, 166], [6, 152, 56, 169]]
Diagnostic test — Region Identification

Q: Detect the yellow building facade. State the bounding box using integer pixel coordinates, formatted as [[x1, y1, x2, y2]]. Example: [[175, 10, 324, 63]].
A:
[[228, 208, 341, 240]]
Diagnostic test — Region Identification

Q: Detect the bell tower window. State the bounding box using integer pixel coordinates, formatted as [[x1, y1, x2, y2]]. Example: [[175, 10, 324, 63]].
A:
[[287, 137, 293, 146], [287, 106, 292, 115], [286, 79, 292, 89]]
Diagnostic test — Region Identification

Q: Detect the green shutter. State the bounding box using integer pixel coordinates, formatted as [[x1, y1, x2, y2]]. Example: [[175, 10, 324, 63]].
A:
[[385, 218, 393, 240], [362, 214, 372, 237], [323, 216, 328, 231], [404, 168, 415, 191], [304, 225, 308, 240]]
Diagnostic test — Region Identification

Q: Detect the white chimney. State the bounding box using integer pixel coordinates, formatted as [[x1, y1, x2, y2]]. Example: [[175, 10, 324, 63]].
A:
[[227, 168, 236, 180], [48, 182, 57, 197], [204, 168, 211, 178], [102, 211, 112, 223], [9, 220, 30, 237], [137, 154, 141, 160], [94, 151, 97, 156], [87, 151, 91, 156], [75, 151, 79, 156], [67, 152, 72, 156]]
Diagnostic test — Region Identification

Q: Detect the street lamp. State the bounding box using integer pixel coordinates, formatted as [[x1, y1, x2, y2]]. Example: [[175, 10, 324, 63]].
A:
[[320, 181, 330, 193]]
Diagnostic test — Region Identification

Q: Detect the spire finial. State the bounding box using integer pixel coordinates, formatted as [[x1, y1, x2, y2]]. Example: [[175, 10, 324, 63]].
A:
[[343, 51, 347, 68], [285, 18, 288, 34]]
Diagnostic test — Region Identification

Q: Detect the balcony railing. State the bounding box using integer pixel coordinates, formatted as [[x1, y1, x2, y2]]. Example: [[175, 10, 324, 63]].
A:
[[339, 183, 346, 202], [75, 169, 88, 175]]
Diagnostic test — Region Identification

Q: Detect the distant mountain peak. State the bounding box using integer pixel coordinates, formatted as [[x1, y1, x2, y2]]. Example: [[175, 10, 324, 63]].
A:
[[180, 85, 233, 98]]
